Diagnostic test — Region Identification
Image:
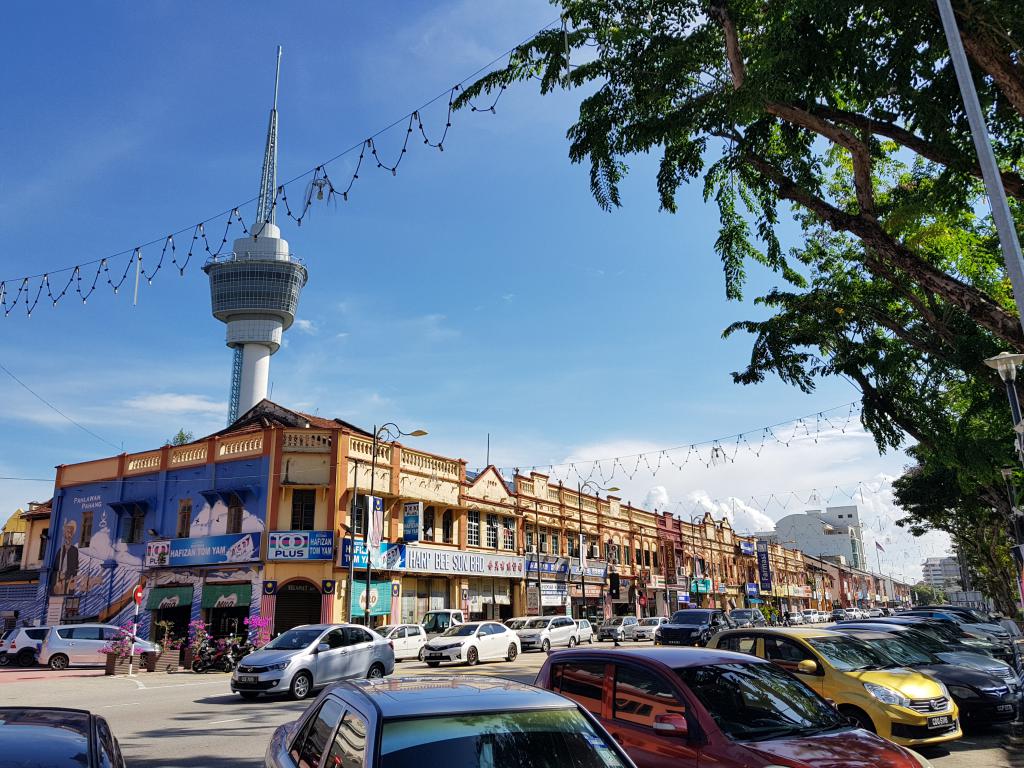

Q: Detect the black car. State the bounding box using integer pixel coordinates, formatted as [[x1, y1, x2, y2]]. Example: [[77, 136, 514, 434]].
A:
[[843, 615, 1013, 662], [835, 629, 1018, 730], [0, 708, 125, 767], [728, 608, 766, 628], [653, 608, 734, 646]]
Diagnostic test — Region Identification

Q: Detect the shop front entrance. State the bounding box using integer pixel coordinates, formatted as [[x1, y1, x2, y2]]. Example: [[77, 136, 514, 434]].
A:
[[274, 581, 321, 634]]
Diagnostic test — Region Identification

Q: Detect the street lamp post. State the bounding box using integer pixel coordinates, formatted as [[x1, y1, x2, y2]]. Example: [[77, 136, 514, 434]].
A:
[[577, 481, 618, 620], [364, 423, 426, 627], [689, 515, 705, 607]]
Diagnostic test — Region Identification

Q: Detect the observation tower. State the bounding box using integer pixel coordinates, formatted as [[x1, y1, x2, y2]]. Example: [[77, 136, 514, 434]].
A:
[[204, 47, 307, 424]]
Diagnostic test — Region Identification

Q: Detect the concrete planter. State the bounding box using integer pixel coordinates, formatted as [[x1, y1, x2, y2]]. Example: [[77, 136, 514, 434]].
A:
[[103, 652, 160, 675]]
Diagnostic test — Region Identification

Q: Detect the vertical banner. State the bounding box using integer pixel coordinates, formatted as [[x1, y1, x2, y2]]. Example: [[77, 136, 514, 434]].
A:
[[756, 540, 774, 593], [579, 534, 587, 570], [402, 502, 422, 543], [367, 495, 384, 550]]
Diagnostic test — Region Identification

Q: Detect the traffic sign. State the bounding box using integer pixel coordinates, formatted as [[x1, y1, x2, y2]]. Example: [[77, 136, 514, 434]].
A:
[[133, 584, 144, 606]]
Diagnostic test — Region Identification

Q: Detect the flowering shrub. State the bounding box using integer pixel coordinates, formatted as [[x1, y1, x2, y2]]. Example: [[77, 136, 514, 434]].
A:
[[188, 619, 210, 653], [99, 626, 141, 659], [244, 615, 272, 649]]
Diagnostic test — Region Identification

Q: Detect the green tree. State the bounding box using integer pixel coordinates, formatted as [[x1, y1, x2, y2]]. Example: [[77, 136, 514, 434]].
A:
[[912, 582, 946, 606], [167, 429, 193, 446]]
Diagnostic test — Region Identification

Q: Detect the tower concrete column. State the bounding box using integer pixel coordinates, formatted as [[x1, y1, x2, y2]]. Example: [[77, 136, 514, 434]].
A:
[[239, 343, 272, 413]]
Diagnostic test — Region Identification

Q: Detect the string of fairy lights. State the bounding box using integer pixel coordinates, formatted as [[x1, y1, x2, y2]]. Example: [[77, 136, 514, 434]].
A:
[[0, 23, 546, 319]]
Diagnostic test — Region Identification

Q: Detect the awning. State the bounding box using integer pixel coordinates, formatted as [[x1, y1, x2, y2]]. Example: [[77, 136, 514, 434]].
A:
[[146, 586, 194, 610], [201, 583, 252, 609], [198, 487, 258, 507]]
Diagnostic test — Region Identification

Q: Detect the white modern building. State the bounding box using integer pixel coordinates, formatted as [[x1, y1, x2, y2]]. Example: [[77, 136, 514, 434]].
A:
[[921, 556, 962, 590], [754, 506, 866, 569]]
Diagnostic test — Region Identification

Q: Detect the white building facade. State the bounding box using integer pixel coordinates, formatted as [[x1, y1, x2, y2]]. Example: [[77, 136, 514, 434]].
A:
[[755, 506, 866, 569]]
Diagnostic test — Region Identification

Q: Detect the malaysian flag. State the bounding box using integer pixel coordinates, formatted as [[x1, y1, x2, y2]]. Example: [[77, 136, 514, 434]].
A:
[[321, 580, 336, 624], [875, 541, 885, 553], [260, 581, 277, 636]]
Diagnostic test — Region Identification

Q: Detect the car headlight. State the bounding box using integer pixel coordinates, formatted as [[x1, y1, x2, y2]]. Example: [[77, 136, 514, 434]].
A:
[[863, 682, 912, 708], [268, 662, 289, 671], [946, 684, 979, 701]]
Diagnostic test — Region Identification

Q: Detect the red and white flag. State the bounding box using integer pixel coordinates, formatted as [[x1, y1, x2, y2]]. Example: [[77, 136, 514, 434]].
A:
[[320, 580, 336, 624]]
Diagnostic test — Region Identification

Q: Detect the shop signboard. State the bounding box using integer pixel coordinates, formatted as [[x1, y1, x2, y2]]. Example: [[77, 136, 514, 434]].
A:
[[676, 592, 690, 604], [148, 532, 262, 567], [756, 540, 773, 592], [739, 540, 756, 556], [402, 502, 422, 543], [664, 547, 677, 585], [350, 580, 392, 617], [526, 557, 570, 575], [404, 545, 524, 577], [745, 583, 760, 597], [569, 560, 608, 579], [689, 577, 712, 594], [267, 530, 333, 560], [339, 540, 407, 570], [526, 585, 540, 615], [540, 582, 569, 607]]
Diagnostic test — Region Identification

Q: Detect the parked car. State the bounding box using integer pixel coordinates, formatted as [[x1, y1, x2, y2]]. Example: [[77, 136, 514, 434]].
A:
[[634, 617, 668, 641], [38, 624, 160, 671], [854, 615, 1014, 662], [727, 609, 766, 628], [901, 609, 1012, 648], [801, 609, 819, 624], [0, 626, 49, 667], [536, 646, 931, 768], [231, 624, 394, 700], [817, 610, 830, 623], [834, 627, 1018, 731], [654, 609, 733, 647], [422, 621, 520, 666], [830, 608, 848, 622], [0, 708, 125, 767], [575, 618, 594, 644], [786, 611, 806, 625], [517, 615, 578, 652], [598, 616, 640, 642], [867, 608, 884, 618], [836, 620, 1020, 691], [420, 609, 464, 639], [708, 627, 961, 747], [376, 624, 428, 662], [265, 675, 637, 768]]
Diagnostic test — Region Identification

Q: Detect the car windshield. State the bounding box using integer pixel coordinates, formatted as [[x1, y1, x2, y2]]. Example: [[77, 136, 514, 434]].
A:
[[670, 611, 711, 625], [676, 663, 846, 741], [263, 628, 323, 650], [858, 636, 935, 667], [900, 629, 945, 654], [731, 611, 752, 619], [806, 636, 888, 671], [506, 620, 527, 630], [608, 618, 623, 626], [422, 613, 455, 634], [441, 623, 479, 638], [525, 619, 550, 629], [640, 618, 662, 626], [378, 626, 394, 636], [381, 708, 627, 768]]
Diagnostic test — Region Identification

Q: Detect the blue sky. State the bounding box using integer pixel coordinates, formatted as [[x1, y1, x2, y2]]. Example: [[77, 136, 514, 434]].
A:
[[0, 1, 948, 579]]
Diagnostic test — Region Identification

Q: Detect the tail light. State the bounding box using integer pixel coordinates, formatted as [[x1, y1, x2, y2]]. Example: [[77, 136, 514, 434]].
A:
[[388, 641, 394, 650], [8, 641, 14, 649]]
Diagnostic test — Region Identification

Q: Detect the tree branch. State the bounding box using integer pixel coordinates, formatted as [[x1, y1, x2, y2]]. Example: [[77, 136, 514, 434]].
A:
[[846, 367, 932, 448], [709, 0, 745, 89], [960, 29, 1024, 118]]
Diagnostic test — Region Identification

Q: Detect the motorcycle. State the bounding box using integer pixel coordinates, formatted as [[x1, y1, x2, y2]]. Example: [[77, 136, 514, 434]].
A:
[[226, 637, 253, 670], [190, 641, 216, 673]]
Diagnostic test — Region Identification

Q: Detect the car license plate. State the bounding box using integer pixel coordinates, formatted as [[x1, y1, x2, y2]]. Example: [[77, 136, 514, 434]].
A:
[[927, 715, 951, 729], [428, 653, 444, 659], [996, 704, 1014, 713], [239, 675, 256, 684]]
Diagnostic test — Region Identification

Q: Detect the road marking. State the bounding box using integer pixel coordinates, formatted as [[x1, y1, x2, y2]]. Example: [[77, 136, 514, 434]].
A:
[[208, 717, 246, 725], [101, 702, 141, 708], [136, 679, 226, 690]]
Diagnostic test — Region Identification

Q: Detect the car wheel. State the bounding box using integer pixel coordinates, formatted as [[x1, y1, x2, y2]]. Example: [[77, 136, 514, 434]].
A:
[[48, 654, 69, 671], [841, 706, 875, 733], [568, 636, 577, 648], [418, 647, 426, 662], [367, 663, 386, 679], [540, 639, 551, 653], [239, 692, 260, 701], [466, 647, 479, 666], [16, 650, 37, 667], [588, 636, 594, 644], [597, 636, 603, 642], [426, 661, 441, 668], [290, 671, 313, 700], [506, 644, 518, 662], [0, 654, 9, 667]]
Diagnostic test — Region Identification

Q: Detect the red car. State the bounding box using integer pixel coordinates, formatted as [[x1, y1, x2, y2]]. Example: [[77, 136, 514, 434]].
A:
[[536, 646, 934, 768]]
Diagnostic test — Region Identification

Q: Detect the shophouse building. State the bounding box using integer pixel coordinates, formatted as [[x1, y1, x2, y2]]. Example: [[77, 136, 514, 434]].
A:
[[0, 501, 49, 629]]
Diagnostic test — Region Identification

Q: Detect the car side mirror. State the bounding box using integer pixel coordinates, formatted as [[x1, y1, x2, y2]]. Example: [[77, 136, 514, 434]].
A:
[[317, 643, 330, 653], [653, 712, 688, 737], [796, 659, 819, 675]]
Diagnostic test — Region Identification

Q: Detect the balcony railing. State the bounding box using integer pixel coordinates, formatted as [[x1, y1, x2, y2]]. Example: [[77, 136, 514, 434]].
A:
[[401, 449, 460, 481], [283, 431, 332, 453]]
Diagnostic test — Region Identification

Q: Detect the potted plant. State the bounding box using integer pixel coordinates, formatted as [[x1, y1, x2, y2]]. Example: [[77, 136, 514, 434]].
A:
[[100, 627, 142, 676]]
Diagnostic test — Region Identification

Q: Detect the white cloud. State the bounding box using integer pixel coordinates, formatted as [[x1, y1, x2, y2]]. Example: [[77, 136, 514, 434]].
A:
[[294, 319, 317, 335], [121, 393, 225, 417], [644, 485, 670, 510], [408, 313, 460, 341]]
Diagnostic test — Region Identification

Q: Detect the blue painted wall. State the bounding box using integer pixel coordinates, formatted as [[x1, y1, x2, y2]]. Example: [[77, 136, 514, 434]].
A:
[[42, 454, 270, 636]]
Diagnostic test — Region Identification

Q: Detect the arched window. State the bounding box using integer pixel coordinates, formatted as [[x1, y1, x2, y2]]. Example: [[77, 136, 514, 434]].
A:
[[442, 510, 453, 544], [423, 506, 436, 541]]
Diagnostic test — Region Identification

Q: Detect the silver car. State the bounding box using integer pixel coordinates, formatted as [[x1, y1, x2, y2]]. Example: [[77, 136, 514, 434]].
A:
[[516, 615, 578, 652], [38, 624, 159, 670], [597, 615, 639, 642], [575, 619, 594, 644], [232, 624, 394, 700], [633, 616, 668, 641]]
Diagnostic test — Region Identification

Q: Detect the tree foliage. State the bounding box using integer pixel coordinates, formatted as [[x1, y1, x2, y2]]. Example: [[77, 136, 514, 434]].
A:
[[459, 0, 1024, 609], [167, 429, 193, 446]]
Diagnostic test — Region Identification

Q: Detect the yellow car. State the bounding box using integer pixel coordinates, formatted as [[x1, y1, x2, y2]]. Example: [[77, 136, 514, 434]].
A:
[[708, 627, 961, 747]]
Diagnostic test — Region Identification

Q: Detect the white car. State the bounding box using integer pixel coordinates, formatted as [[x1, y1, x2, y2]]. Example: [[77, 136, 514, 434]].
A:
[[867, 608, 884, 618], [376, 623, 428, 661], [422, 621, 520, 666], [575, 618, 594, 644], [786, 611, 805, 625], [801, 610, 818, 624], [504, 616, 532, 631], [817, 610, 829, 623], [516, 615, 578, 652], [39, 623, 160, 670], [634, 617, 668, 641]]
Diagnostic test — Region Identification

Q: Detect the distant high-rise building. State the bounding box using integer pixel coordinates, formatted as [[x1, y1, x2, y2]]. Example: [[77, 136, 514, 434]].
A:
[[754, 505, 866, 569], [204, 47, 307, 424], [921, 556, 962, 590]]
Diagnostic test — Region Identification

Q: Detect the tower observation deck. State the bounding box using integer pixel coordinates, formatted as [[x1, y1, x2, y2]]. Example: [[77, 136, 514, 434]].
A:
[[203, 47, 307, 424]]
